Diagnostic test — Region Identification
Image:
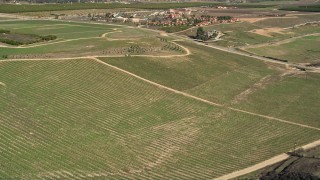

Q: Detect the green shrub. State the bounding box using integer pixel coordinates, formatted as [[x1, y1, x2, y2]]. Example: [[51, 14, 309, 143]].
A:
[[0, 38, 24, 45], [0, 29, 10, 34], [41, 35, 57, 41]]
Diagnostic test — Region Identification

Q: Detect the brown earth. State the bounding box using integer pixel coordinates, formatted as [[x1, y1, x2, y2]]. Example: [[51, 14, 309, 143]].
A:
[[249, 27, 292, 37]]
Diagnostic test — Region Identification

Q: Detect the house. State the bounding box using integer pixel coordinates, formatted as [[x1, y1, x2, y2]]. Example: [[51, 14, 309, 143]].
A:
[[114, 17, 128, 22], [128, 18, 141, 23]]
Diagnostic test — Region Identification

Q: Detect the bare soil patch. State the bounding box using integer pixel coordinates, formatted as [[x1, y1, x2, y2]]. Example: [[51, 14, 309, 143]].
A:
[[240, 17, 268, 23], [231, 75, 273, 104], [249, 27, 292, 37]]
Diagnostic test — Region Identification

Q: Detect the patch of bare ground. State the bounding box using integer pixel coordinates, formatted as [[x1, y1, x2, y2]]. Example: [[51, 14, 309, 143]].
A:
[[241, 16, 298, 23], [160, 32, 168, 36], [231, 75, 273, 105], [0, 82, 6, 87], [249, 28, 292, 37], [241, 17, 267, 23]]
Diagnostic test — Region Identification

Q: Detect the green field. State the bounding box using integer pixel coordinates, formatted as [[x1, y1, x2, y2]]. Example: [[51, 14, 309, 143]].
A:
[[101, 41, 276, 103], [1, 18, 320, 179], [102, 40, 320, 128], [0, 59, 319, 179], [247, 35, 320, 63]]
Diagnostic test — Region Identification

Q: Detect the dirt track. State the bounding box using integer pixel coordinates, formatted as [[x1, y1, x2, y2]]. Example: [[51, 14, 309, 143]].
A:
[[215, 140, 320, 180]]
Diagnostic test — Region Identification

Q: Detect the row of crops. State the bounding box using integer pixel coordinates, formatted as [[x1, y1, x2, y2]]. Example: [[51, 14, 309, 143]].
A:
[[0, 59, 319, 179]]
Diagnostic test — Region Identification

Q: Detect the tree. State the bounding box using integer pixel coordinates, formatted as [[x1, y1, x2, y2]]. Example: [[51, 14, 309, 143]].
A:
[[196, 27, 205, 38], [105, 13, 112, 18], [196, 27, 208, 41]]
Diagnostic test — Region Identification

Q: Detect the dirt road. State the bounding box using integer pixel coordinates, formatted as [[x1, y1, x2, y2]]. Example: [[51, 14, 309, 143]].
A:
[[215, 139, 320, 180]]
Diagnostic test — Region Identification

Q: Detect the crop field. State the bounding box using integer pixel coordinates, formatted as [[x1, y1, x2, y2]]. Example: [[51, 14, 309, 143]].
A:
[[246, 35, 320, 63], [101, 41, 277, 103], [102, 40, 320, 130], [0, 59, 319, 179], [1, 19, 320, 179], [232, 72, 320, 128]]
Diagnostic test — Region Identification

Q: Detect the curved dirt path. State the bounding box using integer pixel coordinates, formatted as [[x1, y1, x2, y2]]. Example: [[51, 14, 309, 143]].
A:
[[215, 154, 290, 180], [101, 30, 122, 38]]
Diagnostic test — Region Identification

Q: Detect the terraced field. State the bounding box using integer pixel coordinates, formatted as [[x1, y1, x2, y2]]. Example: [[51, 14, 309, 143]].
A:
[[0, 59, 319, 179]]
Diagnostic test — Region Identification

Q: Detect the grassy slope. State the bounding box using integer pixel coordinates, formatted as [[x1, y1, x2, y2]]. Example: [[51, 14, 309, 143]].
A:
[[0, 59, 319, 179], [247, 35, 320, 63]]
